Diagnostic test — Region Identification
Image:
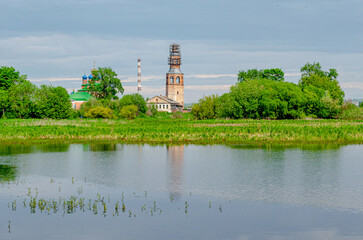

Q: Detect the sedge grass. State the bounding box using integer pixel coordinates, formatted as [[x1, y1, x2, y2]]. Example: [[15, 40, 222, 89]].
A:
[[0, 118, 363, 145]]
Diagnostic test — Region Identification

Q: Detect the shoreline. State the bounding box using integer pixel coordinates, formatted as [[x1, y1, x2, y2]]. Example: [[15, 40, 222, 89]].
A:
[[1, 118, 363, 145]]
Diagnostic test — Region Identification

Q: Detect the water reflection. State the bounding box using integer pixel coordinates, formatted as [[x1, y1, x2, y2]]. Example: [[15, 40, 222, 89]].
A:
[[229, 143, 343, 151], [87, 143, 118, 152], [166, 145, 184, 200], [0, 144, 70, 156], [0, 164, 17, 181]]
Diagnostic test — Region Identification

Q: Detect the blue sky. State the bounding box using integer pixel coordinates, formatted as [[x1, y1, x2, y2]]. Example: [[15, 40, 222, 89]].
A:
[[0, 0, 362, 102]]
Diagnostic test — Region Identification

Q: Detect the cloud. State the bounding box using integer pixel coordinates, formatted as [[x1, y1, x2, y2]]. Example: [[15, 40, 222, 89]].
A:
[[341, 82, 363, 90], [29, 77, 80, 82], [187, 74, 236, 79], [185, 85, 231, 91]]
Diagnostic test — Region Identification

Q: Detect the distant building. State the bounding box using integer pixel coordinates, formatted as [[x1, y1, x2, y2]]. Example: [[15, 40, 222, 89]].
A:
[[148, 95, 183, 113], [69, 91, 94, 110], [69, 69, 97, 110], [147, 44, 184, 112]]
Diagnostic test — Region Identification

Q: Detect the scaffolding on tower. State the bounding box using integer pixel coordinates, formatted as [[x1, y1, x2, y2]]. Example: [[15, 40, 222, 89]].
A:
[[137, 58, 141, 94]]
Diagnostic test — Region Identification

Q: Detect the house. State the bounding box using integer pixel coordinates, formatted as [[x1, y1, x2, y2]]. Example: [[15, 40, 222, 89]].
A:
[[147, 95, 183, 113]]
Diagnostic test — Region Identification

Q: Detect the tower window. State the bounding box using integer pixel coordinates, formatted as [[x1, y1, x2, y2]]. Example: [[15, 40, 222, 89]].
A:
[[176, 76, 180, 84], [170, 77, 174, 83]]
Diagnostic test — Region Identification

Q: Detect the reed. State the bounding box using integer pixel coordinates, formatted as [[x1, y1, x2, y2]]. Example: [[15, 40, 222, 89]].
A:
[[0, 118, 363, 144]]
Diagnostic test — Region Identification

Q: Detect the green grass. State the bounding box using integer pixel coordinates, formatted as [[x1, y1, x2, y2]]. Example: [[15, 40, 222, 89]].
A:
[[0, 118, 363, 144]]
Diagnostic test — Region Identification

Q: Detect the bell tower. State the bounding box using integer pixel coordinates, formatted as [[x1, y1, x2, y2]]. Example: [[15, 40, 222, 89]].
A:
[[166, 44, 184, 106]]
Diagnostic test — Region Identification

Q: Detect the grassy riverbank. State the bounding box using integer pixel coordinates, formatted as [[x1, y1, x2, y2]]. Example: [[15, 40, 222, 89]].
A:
[[0, 118, 363, 145]]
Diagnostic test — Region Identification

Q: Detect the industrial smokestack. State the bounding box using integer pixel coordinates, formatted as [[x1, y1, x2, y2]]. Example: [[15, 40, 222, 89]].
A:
[[137, 58, 141, 94]]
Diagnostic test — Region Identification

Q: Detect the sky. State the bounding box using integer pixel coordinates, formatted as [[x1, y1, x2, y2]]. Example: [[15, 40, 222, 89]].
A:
[[0, 0, 362, 102]]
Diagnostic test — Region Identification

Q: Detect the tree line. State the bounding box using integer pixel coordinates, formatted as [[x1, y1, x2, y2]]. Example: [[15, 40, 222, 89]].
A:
[[1, 63, 362, 120], [191, 62, 363, 120], [0, 66, 147, 119]]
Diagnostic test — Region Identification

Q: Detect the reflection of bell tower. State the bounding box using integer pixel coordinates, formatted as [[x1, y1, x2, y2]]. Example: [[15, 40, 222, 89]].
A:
[[166, 44, 184, 106], [167, 145, 184, 200]]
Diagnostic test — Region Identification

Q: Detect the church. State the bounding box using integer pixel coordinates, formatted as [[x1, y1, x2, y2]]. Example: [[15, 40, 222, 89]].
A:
[[69, 68, 97, 110], [147, 44, 184, 112]]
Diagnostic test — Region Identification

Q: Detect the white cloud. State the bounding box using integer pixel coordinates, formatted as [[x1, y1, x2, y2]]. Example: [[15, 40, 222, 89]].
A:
[[187, 74, 236, 79], [184, 85, 231, 91], [341, 82, 363, 90]]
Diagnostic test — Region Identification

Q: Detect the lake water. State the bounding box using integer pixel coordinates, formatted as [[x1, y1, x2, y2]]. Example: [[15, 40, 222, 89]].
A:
[[0, 144, 363, 240]]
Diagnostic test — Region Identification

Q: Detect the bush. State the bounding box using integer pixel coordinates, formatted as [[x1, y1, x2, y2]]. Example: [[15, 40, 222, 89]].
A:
[[339, 103, 363, 120], [84, 106, 113, 119], [119, 94, 147, 113], [120, 105, 138, 119], [191, 95, 219, 120]]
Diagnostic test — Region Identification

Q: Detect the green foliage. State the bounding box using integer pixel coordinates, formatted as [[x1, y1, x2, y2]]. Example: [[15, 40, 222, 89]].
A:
[[217, 79, 306, 119], [299, 74, 344, 104], [300, 62, 338, 80], [146, 104, 158, 117], [339, 102, 363, 120], [238, 68, 284, 82], [191, 95, 219, 120], [0, 89, 9, 118], [88, 67, 124, 99], [84, 107, 114, 119], [120, 105, 138, 119], [0, 66, 27, 91], [320, 91, 341, 118], [119, 94, 147, 113], [34, 85, 73, 119], [8, 80, 37, 119]]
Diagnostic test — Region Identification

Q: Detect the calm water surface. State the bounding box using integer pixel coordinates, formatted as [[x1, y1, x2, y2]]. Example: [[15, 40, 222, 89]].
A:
[[0, 144, 363, 240]]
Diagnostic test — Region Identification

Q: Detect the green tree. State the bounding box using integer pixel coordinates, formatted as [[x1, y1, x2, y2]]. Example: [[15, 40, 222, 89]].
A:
[[217, 79, 306, 119], [0, 90, 9, 118], [0, 66, 27, 91], [320, 90, 341, 118], [238, 68, 284, 82], [191, 95, 219, 120], [34, 85, 73, 119], [8, 80, 37, 119], [119, 94, 147, 113], [120, 105, 138, 119], [300, 62, 338, 80], [88, 67, 124, 99], [299, 69, 344, 104], [85, 106, 114, 119]]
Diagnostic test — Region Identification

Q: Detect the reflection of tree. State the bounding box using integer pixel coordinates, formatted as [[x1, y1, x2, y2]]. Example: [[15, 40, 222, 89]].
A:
[[0, 164, 17, 182], [167, 145, 184, 200], [88, 144, 117, 152], [0, 145, 32, 156], [37, 144, 70, 153], [0, 144, 71, 155]]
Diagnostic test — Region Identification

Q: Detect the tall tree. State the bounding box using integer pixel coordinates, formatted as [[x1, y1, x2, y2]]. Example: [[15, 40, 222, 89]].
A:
[[88, 67, 124, 99], [299, 63, 344, 104], [34, 85, 73, 119], [0, 66, 27, 91], [238, 68, 284, 82], [119, 94, 147, 113], [300, 62, 338, 80], [8, 80, 37, 119], [0, 90, 9, 118]]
